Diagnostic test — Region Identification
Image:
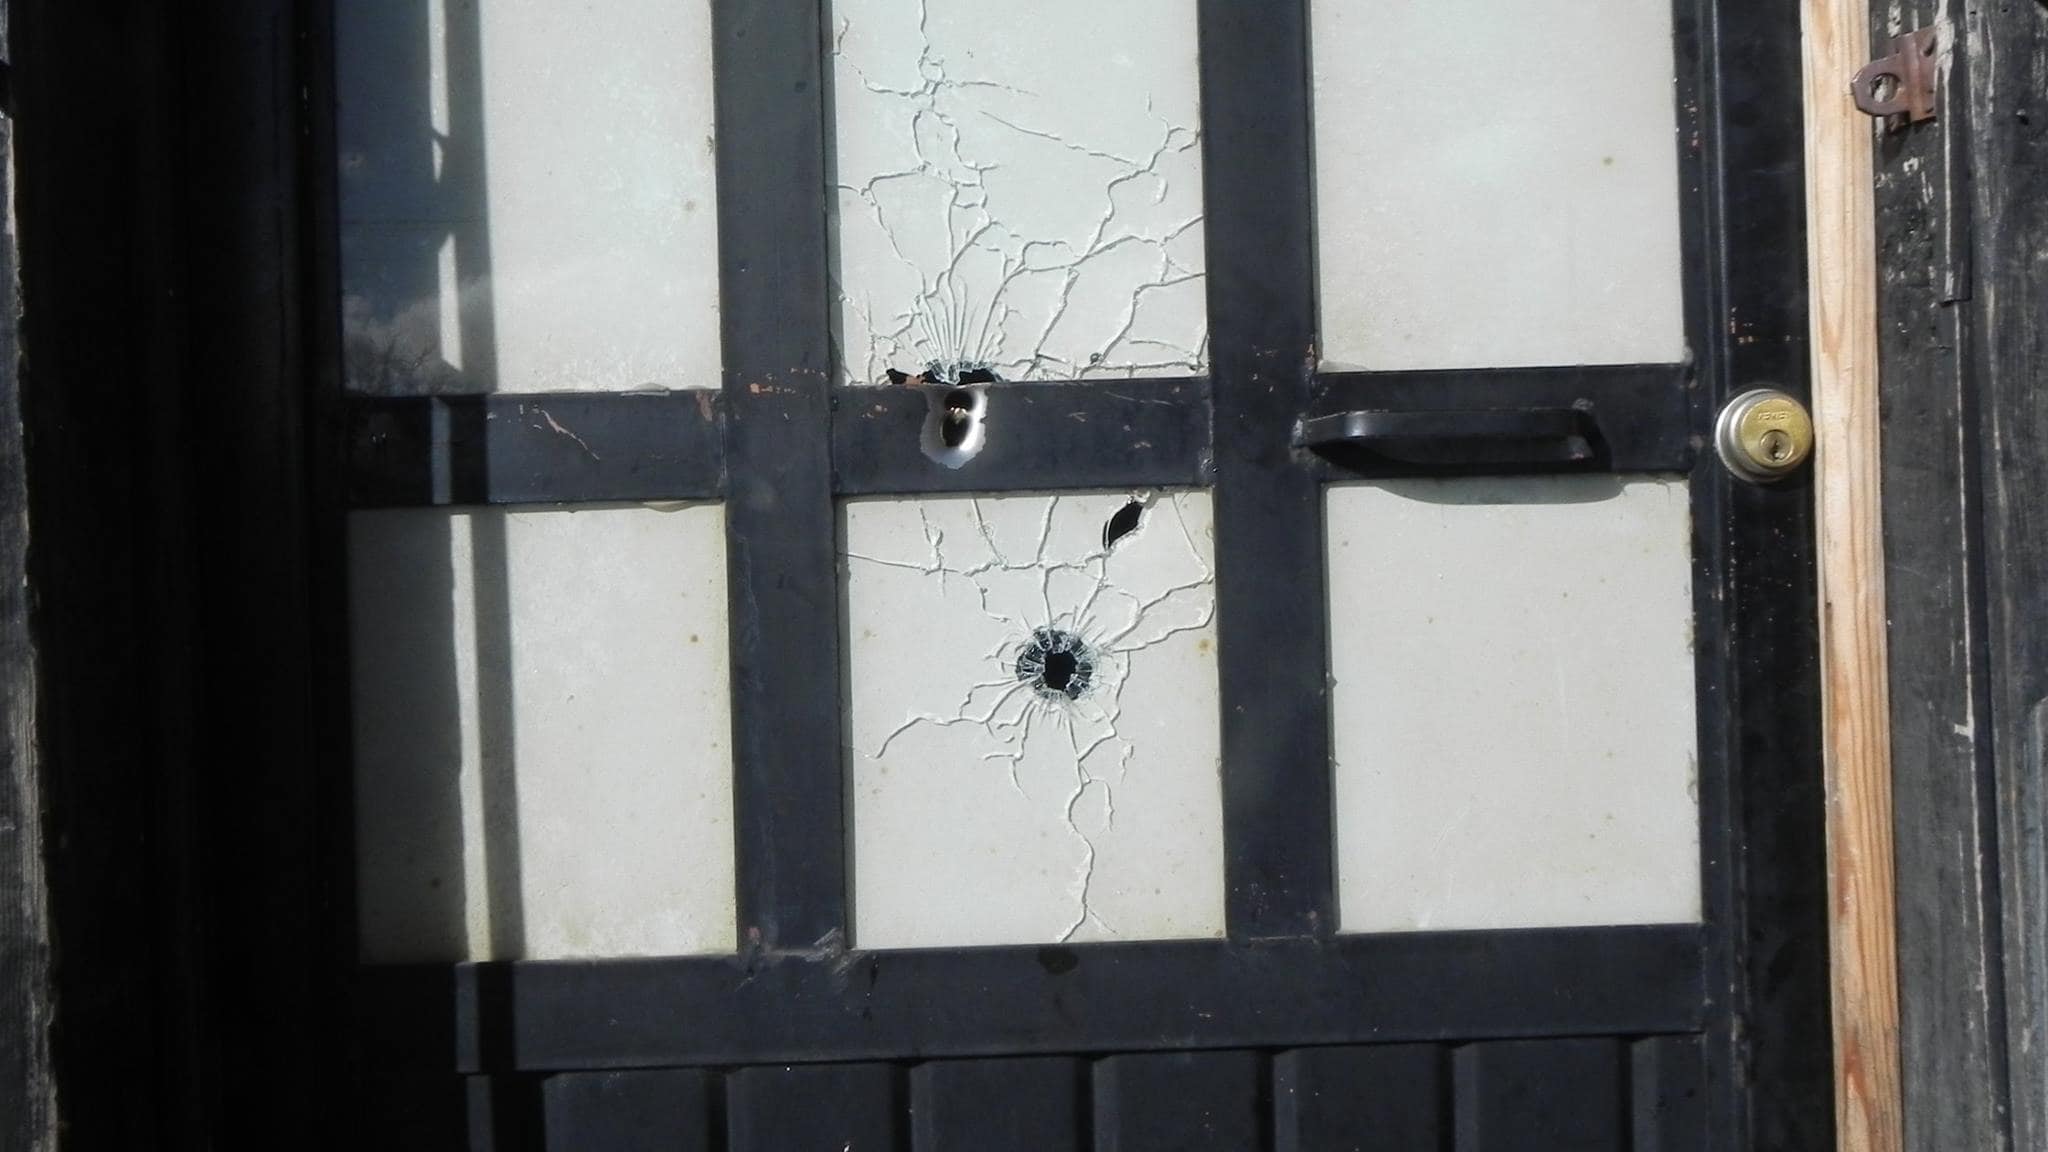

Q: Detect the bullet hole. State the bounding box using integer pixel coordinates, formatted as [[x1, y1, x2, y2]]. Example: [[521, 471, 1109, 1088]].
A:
[[1102, 500, 1144, 550], [1015, 627, 1097, 702], [909, 364, 992, 470], [887, 361, 1001, 387], [941, 389, 977, 448]]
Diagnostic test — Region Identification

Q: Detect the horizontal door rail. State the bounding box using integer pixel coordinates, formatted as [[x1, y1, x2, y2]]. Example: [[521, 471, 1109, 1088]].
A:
[[355, 923, 1705, 1075], [337, 364, 1694, 508]]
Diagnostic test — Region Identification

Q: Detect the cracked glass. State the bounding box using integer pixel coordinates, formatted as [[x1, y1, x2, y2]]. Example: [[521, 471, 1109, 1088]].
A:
[[829, 0, 1207, 386], [1310, 0, 1687, 370], [349, 504, 737, 962], [842, 491, 1224, 949], [336, 0, 721, 394], [1326, 476, 1702, 932]]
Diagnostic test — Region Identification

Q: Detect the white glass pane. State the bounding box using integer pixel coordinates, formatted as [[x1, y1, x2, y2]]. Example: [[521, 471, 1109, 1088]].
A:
[[350, 504, 735, 962], [337, 0, 721, 393], [844, 491, 1224, 949], [1327, 476, 1700, 932], [830, 0, 1207, 385], [1311, 0, 1686, 370]]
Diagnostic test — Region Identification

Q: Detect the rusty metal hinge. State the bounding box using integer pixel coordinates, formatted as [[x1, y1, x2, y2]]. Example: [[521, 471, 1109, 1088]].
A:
[[1852, 26, 1940, 126]]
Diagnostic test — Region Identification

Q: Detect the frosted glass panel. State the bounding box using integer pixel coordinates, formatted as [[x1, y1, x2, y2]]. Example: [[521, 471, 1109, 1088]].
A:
[[337, 0, 720, 393], [830, 0, 1207, 385], [350, 504, 735, 962], [843, 491, 1224, 949], [1312, 0, 1686, 370], [1327, 477, 1700, 932]]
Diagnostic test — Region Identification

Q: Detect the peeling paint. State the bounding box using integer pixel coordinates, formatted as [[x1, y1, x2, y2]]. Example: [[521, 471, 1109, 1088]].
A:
[[844, 490, 1224, 949], [829, 0, 1207, 386]]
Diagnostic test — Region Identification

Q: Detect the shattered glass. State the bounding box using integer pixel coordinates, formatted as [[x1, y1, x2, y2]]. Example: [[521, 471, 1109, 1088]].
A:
[[829, 0, 1208, 386], [843, 491, 1224, 949]]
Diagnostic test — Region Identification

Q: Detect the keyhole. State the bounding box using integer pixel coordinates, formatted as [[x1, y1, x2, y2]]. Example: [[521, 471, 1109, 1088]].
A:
[[1761, 428, 1791, 463]]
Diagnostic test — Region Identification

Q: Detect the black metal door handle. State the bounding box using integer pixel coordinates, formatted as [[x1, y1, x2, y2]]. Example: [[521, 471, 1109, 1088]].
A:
[[1298, 406, 1599, 469]]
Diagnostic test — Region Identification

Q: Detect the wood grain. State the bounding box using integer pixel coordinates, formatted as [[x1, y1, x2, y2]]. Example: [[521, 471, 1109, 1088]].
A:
[[1799, 0, 1905, 1147], [1961, 2, 2048, 1147], [1869, 1, 2013, 1148]]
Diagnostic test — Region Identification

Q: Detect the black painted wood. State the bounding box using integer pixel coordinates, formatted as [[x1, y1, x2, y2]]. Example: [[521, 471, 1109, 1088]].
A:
[[1963, 2, 2048, 1149], [712, 0, 845, 950], [12, 0, 222, 1144], [832, 376, 1211, 496], [1631, 1036, 1707, 1152], [1093, 1051, 1263, 1152], [909, 1057, 1086, 1152], [358, 926, 1703, 1074], [346, 392, 725, 507], [0, 16, 51, 1144], [1869, 4, 2011, 1151], [542, 1069, 715, 1152], [727, 1064, 904, 1152], [1273, 1045, 1446, 1151], [1452, 1039, 1626, 1151], [1199, 0, 1332, 942]]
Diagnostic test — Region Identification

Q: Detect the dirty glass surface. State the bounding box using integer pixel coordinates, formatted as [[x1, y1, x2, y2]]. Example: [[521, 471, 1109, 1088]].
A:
[[335, 0, 722, 393], [829, 0, 1207, 386], [1310, 0, 1687, 370], [842, 491, 1224, 949], [349, 504, 736, 962], [1326, 476, 1702, 932]]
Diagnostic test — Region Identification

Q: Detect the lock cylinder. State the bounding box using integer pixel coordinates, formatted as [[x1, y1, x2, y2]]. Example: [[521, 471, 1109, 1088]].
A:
[[1715, 388, 1814, 483]]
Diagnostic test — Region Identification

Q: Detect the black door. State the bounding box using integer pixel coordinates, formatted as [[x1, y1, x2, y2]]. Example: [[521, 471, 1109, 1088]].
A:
[[318, 0, 1829, 1147]]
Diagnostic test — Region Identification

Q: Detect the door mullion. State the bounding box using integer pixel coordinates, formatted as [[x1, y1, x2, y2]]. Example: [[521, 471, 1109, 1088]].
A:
[[712, 0, 844, 950], [1197, 0, 1334, 940]]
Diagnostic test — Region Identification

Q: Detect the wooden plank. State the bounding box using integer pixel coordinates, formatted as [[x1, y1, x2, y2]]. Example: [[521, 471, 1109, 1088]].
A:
[[1868, 2, 2013, 1150], [0, 8, 53, 1143], [726, 1064, 903, 1152], [1272, 1045, 1446, 1151], [909, 1057, 1086, 1152], [1962, 1, 2048, 1148], [9, 1, 194, 1144], [1093, 1051, 1263, 1152], [1799, 0, 1906, 1144], [1451, 1039, 1626, 1151]]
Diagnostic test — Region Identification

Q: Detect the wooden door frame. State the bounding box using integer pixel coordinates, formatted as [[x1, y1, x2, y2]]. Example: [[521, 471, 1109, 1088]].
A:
[[1875, 1, 2048, 1150]]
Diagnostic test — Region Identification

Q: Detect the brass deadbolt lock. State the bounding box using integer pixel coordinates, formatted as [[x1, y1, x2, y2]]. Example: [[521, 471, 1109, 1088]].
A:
[[1715, 388, 1814, 482]]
